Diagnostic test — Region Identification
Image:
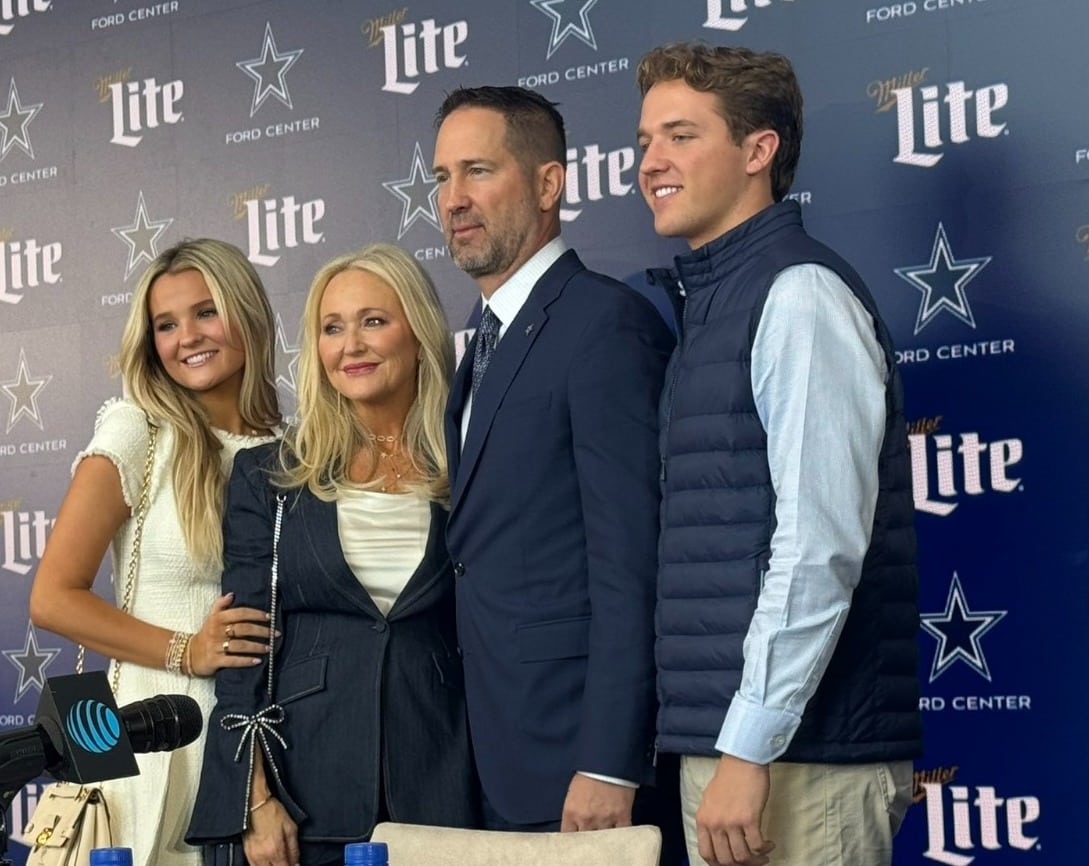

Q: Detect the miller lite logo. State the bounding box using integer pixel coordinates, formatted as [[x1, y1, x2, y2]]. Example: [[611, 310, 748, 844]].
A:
[[244, 193, 325, 267], [108, 76, 184, 147], [0, 0, 51, 37], [921, 782, 1041, 865], [908, 417, 1023, 517], [561, 141, 636, 222], [0, 509, 54, 575], [703, 0, 793, 31], [892, 78, 1009, 167], [381, 15, 468, 95], [0, 233, 62, 304]]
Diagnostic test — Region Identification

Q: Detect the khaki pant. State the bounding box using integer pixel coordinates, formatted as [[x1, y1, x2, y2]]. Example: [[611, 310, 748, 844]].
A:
[[679, 756, 913, 866]]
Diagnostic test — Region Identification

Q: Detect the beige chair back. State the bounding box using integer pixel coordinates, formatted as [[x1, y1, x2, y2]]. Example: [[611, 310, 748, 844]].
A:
[[370, 822, 662, 865]]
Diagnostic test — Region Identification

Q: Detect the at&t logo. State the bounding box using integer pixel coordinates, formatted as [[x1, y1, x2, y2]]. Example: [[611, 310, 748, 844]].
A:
[[66, 700, 122, 754], [244, 192, 325, 267], [921, 782, 1041, 865], [108, 75, 184, 147], [703, 0, 793, 31], [0, 0, 50, 37], [893, 78, 1009, 167], [381, 15, 467, 95], [0, 231, 61, 304], [561, 141, 636, 222], [908, 417, 1023, 516]]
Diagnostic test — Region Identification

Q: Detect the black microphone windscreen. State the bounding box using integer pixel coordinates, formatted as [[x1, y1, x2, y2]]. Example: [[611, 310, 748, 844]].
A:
[[119, 694, 203, 753]]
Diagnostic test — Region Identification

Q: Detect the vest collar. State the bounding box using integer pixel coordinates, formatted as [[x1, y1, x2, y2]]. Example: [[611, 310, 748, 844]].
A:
[[674, 200, 803, 293]]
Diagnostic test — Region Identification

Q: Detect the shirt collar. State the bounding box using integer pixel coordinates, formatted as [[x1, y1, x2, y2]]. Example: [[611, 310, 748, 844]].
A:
[[481, 236, 568, 329]]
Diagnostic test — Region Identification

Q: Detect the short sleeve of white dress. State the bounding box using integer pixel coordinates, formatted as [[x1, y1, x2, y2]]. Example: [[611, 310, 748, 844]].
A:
[[72, 398, 152, 510]]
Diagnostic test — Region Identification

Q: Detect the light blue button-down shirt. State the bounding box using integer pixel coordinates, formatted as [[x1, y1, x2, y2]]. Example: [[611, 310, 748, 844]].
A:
[[714, 263, 887, 765]]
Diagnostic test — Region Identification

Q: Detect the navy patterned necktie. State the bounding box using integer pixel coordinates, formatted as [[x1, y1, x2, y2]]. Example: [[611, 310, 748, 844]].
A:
[[471, 305, 501, 397]]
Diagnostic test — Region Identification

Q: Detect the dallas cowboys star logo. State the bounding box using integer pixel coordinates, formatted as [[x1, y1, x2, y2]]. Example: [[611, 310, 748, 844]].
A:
[[1, 347, 52, 433], [920, 572, 1007, 682], [0, 77, 42, 162], [382, 142, 440, 239], [2, 622, 61, 704], [531, 0, 599, 60], [274, 312, 300, 399], [894, 223, 991, 336], [236, 21, 303, 118], [111, 190, 174, 280]]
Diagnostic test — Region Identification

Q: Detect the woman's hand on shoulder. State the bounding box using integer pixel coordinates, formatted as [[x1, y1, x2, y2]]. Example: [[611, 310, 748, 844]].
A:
[[188, 593, 274, 676], [242, 797, 299, 866]]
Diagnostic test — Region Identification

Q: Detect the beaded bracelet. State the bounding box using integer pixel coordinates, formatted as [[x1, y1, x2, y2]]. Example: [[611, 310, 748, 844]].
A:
[[165, 630, 193, 674]]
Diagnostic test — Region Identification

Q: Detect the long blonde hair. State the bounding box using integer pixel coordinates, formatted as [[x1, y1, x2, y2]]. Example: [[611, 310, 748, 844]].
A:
[[279, 244, 453, 503], [119, 238, 280, 566]]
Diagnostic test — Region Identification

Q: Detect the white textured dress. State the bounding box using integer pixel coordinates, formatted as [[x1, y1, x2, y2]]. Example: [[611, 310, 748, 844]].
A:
[[75, 398, 275, 866]]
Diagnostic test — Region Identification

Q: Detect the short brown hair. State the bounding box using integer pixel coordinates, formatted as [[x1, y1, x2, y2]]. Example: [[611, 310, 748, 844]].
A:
[[637, 42, 802, 201], [435, 86, 566, 174]]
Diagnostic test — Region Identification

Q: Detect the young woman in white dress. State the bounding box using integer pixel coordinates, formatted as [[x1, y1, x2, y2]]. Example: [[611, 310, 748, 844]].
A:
[[31, 238, 281, 866]]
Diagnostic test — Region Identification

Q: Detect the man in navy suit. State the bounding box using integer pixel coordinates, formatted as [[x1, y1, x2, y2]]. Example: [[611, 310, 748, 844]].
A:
[[432, 86, 673, 832]]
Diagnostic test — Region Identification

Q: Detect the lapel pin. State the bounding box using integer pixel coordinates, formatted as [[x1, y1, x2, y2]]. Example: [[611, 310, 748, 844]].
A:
[[525, 323, 535, 336]]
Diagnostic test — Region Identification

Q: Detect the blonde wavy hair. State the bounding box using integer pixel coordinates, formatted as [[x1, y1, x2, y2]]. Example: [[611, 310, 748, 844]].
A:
[[119, 238, 280, 566], [279, 243, 453, 503]]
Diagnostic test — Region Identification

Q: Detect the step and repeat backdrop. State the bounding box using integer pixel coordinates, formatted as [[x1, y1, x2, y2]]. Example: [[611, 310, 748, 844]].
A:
[[2, 0, 1087, 863]]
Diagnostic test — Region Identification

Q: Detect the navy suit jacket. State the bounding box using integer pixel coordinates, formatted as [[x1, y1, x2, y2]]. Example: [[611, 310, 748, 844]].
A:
[[188, 445, 477, 849], [445, 249, 673, 824]]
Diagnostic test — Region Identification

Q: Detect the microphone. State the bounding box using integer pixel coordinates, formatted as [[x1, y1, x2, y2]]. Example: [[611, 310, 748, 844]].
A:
[[119, 694, 203, 754], [0, 673, 203, 789]]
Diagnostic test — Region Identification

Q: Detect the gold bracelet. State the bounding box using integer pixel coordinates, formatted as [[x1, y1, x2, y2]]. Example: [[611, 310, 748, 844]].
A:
[[165, 631, 192, 674], [182, 636, 194, 677], [249, 795, 273, 815]]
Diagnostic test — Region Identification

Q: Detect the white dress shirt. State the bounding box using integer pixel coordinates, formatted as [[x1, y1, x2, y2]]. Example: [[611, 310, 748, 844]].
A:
[[459, 236, 568, 448], [715, 263, 887, 765]]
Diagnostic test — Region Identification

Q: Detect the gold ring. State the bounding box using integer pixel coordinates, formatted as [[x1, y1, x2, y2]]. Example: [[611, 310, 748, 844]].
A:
[[225, 624, 235, 640], [222, 638, 230, 654]]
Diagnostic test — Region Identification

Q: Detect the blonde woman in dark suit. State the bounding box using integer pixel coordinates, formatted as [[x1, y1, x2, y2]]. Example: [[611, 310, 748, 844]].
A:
[[189, 244, 477, 866]]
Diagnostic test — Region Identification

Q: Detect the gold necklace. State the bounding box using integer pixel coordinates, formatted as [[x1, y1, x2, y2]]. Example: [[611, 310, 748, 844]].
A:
[[368, 433, 412, 493]]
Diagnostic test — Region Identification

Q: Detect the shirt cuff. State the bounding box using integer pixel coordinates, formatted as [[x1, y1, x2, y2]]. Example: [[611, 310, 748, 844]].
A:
[[577, 771, 638, 789], [715, 694, 802, 765]]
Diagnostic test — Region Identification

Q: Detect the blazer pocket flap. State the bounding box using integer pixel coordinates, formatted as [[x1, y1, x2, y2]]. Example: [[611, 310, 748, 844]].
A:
[[275, 656, 327, 705], [516, 615, 590, 663]]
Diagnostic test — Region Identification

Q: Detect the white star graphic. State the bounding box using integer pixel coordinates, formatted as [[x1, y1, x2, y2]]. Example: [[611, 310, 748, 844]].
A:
[[382, 142, 441, 239], [274, 312, 300, 398], [1, 347, 52, 433], [236, 21, 303, 118], [2, 622, 61, 704], [111, 190, 174, 280], [531, 0, 599, 60], [894, 223, 991, 336], [0, 77, 43, 161], [920, 572, 1007, 683]]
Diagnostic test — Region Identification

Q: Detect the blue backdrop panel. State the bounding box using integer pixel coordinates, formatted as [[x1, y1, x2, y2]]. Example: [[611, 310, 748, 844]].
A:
[[2, 1, 1087, 864]]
